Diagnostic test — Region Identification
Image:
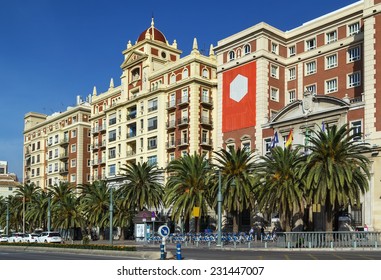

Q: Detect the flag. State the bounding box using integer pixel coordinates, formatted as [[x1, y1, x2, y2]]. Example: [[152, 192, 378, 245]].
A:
[[322, 121, 325, 132], [285, 129, 293, 148], [304, 127, 310, 145], [270, 131, 279, 148]]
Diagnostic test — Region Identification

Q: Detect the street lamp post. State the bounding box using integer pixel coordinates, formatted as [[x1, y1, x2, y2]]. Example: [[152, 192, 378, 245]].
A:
[[22, 195, 25, 234], [6, 198, 9, 236], [217, 170, 222, 247], [47, 196, 51, 232], [109, 184, 113, 246]]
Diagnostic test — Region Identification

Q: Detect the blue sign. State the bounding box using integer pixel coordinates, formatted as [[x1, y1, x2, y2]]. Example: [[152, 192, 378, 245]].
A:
[[158, 225, 170, 238]]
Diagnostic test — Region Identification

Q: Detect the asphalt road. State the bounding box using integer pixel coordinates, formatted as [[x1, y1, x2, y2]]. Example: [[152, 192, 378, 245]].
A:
[[1, 246, 381, 260]]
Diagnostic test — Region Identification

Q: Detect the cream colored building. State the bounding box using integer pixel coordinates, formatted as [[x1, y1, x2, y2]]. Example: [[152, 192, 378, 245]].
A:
[[90, 19, 218, 180], [23, 98, 92, 190]]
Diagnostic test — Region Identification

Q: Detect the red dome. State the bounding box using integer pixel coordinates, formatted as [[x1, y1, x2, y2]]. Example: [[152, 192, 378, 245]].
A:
[[137, 26, 167, 43]]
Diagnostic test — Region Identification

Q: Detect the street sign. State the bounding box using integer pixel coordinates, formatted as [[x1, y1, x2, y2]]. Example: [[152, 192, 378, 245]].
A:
[[158, 225, 170, 238]]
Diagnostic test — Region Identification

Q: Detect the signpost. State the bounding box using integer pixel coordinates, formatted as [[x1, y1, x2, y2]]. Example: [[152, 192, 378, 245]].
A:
[[158, 225, 170, 260]]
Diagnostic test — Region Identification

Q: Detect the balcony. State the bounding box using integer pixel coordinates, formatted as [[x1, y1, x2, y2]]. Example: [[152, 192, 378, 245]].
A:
[[126, 150, 136, 157], [59, 138, 69, 146], [59, 168, 69, 175], [177, 138, 188, 146], [200, 138, 213, 146], [166, 120, 176, 129], [201, 96, 213, 107], [127, 132, 137, 139], [166, 101, 176, 110], [59, 153, 69, 161], [166, 141, 176, 149], [177, 117, 189, 126], [177, 96, 189, 106], [200, 116, 213, 127]]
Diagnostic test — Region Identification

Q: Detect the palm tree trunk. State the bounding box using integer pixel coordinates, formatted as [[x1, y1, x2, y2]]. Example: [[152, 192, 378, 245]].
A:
[[232, 212, 239, 233]]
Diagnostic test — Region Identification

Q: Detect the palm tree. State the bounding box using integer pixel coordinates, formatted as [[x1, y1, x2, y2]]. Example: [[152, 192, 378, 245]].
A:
[[14, 183, 39, 232], [300, 124, 371, 231], [24, 188, 49, 230], [211, 146, 257, 233], [254, 146, 306, 231], [118, 161, 164, 212], [164, 152, 212, 232], [78, 180, 110, 240], [52, 193, 84, 239]]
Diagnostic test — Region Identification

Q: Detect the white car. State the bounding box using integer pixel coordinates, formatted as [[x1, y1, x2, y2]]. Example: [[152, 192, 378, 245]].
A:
[[0, 234, 8, 242], [38, 231, 62, 243], [7, 232, 24, 243], [22, 233, 40, 243]]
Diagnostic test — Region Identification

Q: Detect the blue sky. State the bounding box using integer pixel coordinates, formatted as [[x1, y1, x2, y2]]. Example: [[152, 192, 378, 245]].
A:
[[0, 0, 359, 179]]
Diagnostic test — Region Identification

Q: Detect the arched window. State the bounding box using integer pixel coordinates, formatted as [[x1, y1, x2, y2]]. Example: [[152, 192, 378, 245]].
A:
[[229, 50, 235, 61], [182, 68, 189, 79], [131, 68, 140, 82], [202, 68, 209, 78], [170, 74, 176, 84], [244, 44, 251, 55]]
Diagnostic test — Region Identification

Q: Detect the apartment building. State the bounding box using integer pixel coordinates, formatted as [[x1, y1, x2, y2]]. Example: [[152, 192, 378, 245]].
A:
[[0, 161, 20, 197], [215, 0, 381, 230], [23, 98, 91, 190], [90, 19, 217, 180]]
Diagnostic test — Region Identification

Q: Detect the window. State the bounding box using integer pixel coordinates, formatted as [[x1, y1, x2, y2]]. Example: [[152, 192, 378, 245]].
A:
[[170, 74, 176, 84], [169, 93, 176, 107], [348, 72, 361, 88], [147, 155, 157, 165], [54, 135, 59, 144], [305, 38, 316, 51], [270, 88, 279, 102], [348, 46, 360, 62], [181, 130, 188, 145], [108, 164, 116, 177], [326, 30, 337, 44], [305, 61, 316, 75], [71, 144, 76, 153], [201, 130, 208, 144], [182, 68, 189, 79], [229, 50, 235, 61], [351, 120, 362, 141], [148, 98, 158, 112], [264, 138, 272, 154], [202, 68, 209, 78], [202, 89, 209, 103], [326, 54, 337, 69], [288, 45, 296, 57], [305, 84, 316, 94], [148, 117, 157, 131], [326, 78, 338, 93], [288, 67, 296, 80], [109, 130, 116, 142], [271, 65, 278, 78], [109, 147, 116, 159], [348, 22, 360, 36], [288, 90, 296, 103], [242, 141, 251, 151], [168, 133, 175, 147], [244, 44, 251, 55], [131, 68, 140, 82], [54, 148, 59, 158], [109, 113, 116, 125], [148, 137, 157, 150], [271, 43, 278, 54], [181, 88, 188, 103], [71, 159, 76, 168]]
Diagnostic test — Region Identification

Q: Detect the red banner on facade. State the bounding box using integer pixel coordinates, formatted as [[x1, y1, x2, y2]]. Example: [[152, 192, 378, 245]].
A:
[[222, 62, 256, 132]]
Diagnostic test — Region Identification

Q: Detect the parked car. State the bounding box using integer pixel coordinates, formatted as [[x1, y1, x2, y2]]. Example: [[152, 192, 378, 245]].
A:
[[22, 233, 40, 243], [0, 234, 8, 242], [38, 231, 62, 243], [8, 232, 24, 243]]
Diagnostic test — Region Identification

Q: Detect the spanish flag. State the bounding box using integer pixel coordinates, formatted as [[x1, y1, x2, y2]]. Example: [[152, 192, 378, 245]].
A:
[[285, 129, 293, 148]]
